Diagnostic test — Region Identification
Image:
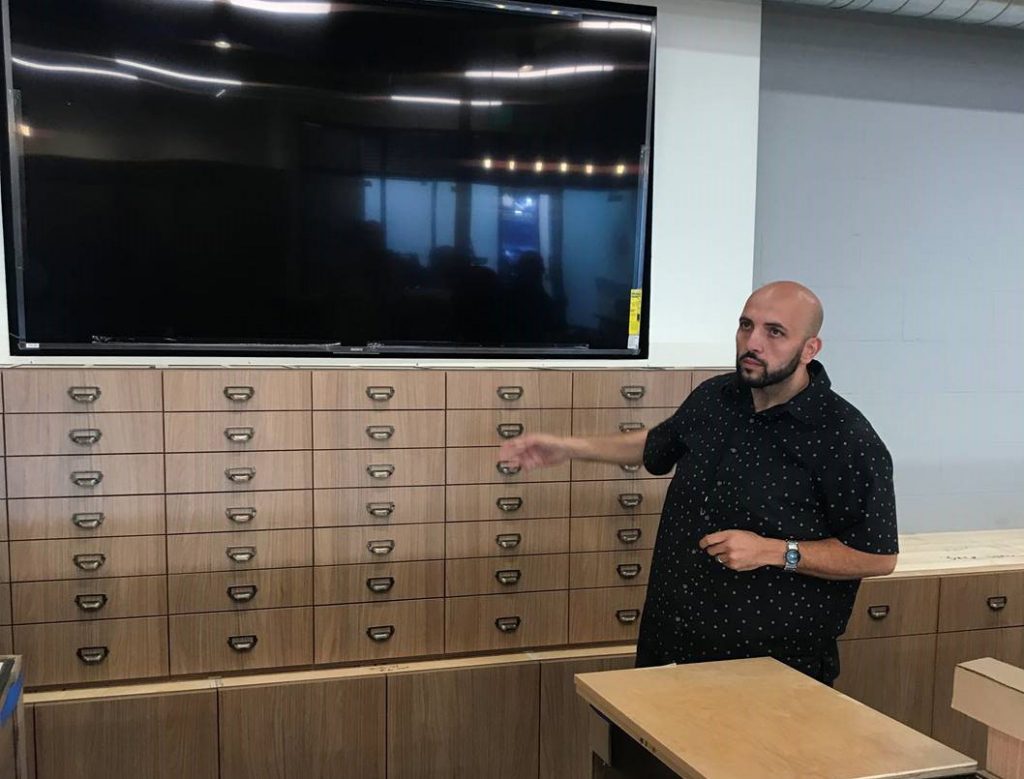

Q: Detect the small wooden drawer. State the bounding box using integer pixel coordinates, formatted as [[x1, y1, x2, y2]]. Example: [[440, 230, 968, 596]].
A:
[[0, 627, 10, 654], [569, 586, 646, 644], [571, 461, 669, 481], [6, 453, 164, 499], [314, 449, 445, 489], [572, 370, 690, 408], [313, 410, 445, 449], [4, 412, 164, 456], [315, 486, 445, 527], [0, 584, 9, 625], [3, 369, 162, 413], [570, 408, 677, 438], [938, 571, 1024, 632], [445, 410, 572, 448], [312, 370, 445, 410], [314, 524, 444, 566], [14, 616, 168, 687], [446, 554, 569, 597], [446, 447, 571, 485], [12, 576, 167, 624], [168, 568, 312, 614], [445, 591, 568, 653], [10, 536, 166, 582], [167, 490, 313, 534], [445, 483, 570, 522], [167, 529, 312, 574], [446, 371, 572, 409], [314, 560, 445, 605], [165, 411, 312, 452], [7, 495, 165, 541], [842, 577, 939, 640], [445, 518, 570, 559], [163, 370, 311, 412], [570, 551, 654, 589], [691, 370, 732, 389], [315, 599, 444, 664], [165, 451, 312, 493], [570, 479, 670, 517], [570, 515, 661, 553], [169, 607, 313, 675]]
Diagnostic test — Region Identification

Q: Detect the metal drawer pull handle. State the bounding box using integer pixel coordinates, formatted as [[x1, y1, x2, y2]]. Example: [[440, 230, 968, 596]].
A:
[[225, 467, 256, 483], [988, 595, 1008, 611], [367, 464, 395, 480], [620, 463, 642, 473], [367, 502, 396, 517], [496, 569, 522, 585], [867, 605, 890, 620], [71, 512, 105, 530], [497, 423, 524, 439], [71, 471, 103, 487], [618, 422, 646, 433], [496, 533, 522, 550], [224, 427, 255, 443], [618, 493, 643, 509], [69, 428, 103, 445], [367, 576, 395, 593], [76, 646, 109, 664], [616, 609, 641, 624], [226, 546, 256, 563], [223, 386, 255, 402], [367, 539, 395, 555], [496, 497, 523, 512], [366, 425, 395, 441], [367, 625, 395, 642], [227, 585, 258, 602], [228, 635, 258, 652], [496, 461, 521, 476], [495, 616, 521, 633], [617, 528, 642, 544], [75, 593, 108, 611], [366, 386, 396, 401], [617, 563, 642, 579], [68, 386, 102, 403], [73, 553, 106, 571], [620, 385, 646, 400], [496, 386, 524, 401], [226, 507, 257, 524]]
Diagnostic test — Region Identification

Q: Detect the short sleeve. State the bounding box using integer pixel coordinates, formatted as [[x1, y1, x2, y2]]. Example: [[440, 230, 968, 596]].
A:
[[824, 428, 899, 555]]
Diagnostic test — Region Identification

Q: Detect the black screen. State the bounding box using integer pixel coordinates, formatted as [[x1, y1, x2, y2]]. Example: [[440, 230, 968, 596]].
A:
[[3, 0, 655, 356]]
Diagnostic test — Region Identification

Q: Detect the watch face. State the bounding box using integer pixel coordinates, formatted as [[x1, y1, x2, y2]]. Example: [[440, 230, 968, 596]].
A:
[[785, 549, 800, 565]]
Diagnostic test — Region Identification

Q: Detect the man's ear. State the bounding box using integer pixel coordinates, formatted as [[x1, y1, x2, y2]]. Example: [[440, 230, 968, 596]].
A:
[[802, 337, 822, 364]]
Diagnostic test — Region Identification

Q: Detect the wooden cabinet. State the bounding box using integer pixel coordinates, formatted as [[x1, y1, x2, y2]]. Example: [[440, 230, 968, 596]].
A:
[[218, 677, 386, 779], [387, 662, 541, 779], [33, 690, 218, 779]]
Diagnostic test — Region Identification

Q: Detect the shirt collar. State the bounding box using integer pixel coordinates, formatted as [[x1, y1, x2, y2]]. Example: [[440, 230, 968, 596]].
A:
[[722, 360, 831, 426]]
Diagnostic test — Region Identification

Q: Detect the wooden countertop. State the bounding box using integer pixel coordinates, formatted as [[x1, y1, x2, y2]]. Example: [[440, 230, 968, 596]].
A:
[[888, 528, 1024, 578], [576, 658, 976, 779]]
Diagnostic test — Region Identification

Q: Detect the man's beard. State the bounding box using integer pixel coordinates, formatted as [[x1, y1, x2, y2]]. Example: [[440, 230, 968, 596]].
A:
[[735, 349, 803, 388]]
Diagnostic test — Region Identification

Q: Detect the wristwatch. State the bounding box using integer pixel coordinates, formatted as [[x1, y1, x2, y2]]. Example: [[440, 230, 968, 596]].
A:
[[784, 540, 801, 572]]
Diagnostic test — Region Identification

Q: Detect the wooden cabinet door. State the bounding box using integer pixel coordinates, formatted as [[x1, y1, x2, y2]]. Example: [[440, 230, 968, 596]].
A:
[[539, 654, 635, 779], [932, 626, 1024, 766], [34, 691, 218, 779], [219, 676, 385, 779], [835, 634, 936, 735], [388, 662, 540, 779]]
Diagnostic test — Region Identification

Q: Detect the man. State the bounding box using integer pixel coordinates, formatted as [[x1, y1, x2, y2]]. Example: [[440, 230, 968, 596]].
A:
[[499, 281, 898, 685]]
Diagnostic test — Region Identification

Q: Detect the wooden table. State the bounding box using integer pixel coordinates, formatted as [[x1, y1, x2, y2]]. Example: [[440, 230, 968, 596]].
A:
[[576, 657, 979, 779]]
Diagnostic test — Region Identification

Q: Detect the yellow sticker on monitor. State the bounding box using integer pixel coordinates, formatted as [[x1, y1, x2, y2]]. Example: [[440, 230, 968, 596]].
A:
[[628, 289, 642, 336]]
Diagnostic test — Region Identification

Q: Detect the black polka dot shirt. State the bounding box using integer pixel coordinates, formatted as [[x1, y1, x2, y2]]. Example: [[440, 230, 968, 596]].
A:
[[637, 361, 899, 684]]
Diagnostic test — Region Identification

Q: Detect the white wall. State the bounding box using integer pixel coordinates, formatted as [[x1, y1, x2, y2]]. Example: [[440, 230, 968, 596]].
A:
[[0, 0, 761, 367], [754, 5, 1024, 532]]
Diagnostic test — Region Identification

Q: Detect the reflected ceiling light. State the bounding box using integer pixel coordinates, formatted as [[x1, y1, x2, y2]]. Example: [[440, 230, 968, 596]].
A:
[[534, 160, 543, 172], [18, 123, 32, 137], [229, 0, 332, 14], [508, 159, 517, 171], [579, 20, 652, 32], [391, 95, 502, 107], [483, 158, 493, 169], [584, 164, 594, 175], [615, 163, 625, 175], [12, 56, 139, 81], [116, 58, 243, 86], [466, 64, 613, 79], [559, 161, 568, 173], [214, 39, 233, 50]]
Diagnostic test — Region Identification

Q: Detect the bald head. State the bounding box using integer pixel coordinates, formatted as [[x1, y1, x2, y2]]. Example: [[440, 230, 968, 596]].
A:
[[746, 281, 824, 339]]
